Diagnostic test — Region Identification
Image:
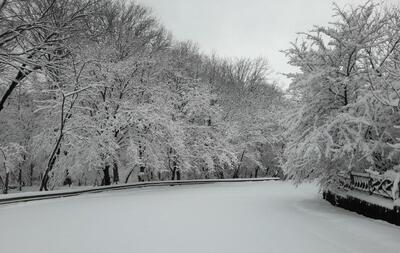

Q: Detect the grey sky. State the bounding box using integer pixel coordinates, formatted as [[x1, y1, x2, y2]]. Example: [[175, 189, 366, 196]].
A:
[[136, 0, 398, 89]]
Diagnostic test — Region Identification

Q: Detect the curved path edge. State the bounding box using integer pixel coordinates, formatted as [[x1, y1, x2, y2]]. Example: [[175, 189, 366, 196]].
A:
[[0, 178, 280, 206]]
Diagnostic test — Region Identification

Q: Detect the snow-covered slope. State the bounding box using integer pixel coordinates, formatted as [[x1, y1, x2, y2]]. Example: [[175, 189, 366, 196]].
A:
[[0, 181, 399, 253]]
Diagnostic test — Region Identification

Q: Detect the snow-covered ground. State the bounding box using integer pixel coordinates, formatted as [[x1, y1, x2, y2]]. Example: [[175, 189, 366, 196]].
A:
[[0, 181, 399, 253]]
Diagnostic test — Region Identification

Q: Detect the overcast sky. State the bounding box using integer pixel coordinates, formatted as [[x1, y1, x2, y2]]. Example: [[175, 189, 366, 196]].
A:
[[136, 0, 398, 89]]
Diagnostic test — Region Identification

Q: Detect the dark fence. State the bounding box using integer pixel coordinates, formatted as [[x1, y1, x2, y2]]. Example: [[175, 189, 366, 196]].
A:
[[324, 171, 400, 225], [337, 172, 399, 200], [0, 177, 279, 206]]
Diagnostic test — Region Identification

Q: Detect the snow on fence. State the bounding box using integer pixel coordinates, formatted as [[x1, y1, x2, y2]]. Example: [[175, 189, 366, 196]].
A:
[[324, 171, 400, 226], [0, 177, 279, 206], [337, 171, 400, 200]]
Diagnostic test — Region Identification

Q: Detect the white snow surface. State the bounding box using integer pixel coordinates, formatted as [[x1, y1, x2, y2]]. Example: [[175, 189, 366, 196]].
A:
[[1, 181, 400, 253]]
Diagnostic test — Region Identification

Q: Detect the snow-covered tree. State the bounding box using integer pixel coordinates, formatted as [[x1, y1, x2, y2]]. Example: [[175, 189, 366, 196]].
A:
[[203, 56, 285, 178], [0, 143, 25, 193], [0, 0, 96, 113], [282, 2, 400, 187], [0, 0, 286, 192]]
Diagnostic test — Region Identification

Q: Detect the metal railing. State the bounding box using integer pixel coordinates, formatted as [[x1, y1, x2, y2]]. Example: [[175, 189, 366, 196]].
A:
[[338, 172, 399, 200]]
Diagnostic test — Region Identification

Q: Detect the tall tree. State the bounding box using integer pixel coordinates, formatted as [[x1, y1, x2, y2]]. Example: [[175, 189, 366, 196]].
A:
[[283, 2, 400, 186]]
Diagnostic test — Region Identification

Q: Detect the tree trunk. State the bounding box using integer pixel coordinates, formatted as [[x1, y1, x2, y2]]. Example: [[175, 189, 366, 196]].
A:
[[40, 174, 50, 191], [125, 169, 134, 184], [0, 67, 30, 113], [30, 163, 34, 186], [233, 150, 246, 178], [112, 161, 119, 184], [18, 166, 22, 191], [40, 145, 61, 191], [102, 165, 111, 186], [125, 164, 139, 183], [176, 170, 181, 180], [255, 166, 259, 178], [40, 95, 66, 191], [171, 168, 176, 180], [0, 175, 4, 188], [3, 172, 9, 194]]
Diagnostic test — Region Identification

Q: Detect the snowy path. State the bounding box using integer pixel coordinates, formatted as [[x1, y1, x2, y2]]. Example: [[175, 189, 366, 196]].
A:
[[0, 181, 399, 253]]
